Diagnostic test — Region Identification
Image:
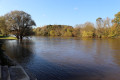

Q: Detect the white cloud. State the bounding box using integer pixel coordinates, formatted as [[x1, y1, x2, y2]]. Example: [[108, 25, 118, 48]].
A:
[[74, 7, 79, 10], [42, 14, 46, 17]]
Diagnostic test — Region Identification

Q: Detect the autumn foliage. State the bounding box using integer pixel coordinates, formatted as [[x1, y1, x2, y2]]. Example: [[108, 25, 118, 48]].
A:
[[1, 11, 120, 38]]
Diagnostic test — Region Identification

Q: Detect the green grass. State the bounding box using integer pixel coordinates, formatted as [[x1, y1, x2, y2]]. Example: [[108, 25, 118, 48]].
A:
[[0, 36, 17, 40]]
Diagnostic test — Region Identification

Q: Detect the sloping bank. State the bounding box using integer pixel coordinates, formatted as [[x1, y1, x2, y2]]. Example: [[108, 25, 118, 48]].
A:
[[0, 40, 37, 80], [0, 40, 16, 66]]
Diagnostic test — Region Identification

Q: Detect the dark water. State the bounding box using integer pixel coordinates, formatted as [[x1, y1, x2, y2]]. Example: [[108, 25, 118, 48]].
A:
[[3, 36, 120, 80]]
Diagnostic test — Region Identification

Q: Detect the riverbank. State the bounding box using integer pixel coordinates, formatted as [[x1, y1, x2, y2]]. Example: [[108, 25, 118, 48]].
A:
[[0, 40, 16, 66], [0, 40, 37, 80]]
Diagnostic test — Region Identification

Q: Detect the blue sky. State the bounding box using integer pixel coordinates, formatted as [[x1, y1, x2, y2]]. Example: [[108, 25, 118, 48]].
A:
[[0, 0, 120, 27]]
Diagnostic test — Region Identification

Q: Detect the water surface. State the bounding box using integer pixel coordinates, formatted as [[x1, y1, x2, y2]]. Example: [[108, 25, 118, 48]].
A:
[[3, 37, 120, 80]]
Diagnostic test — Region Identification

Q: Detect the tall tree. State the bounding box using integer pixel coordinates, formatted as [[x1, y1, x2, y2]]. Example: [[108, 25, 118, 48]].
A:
[[96, 17, 103, 38], [113, 12, 120, 25], [4, 10, 36, 40], [96, 17, 103, 28], [112, 12, 120, 36]]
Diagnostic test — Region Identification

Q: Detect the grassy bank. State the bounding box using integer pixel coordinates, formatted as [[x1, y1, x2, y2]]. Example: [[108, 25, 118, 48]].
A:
[[0, 36, 17, 40]]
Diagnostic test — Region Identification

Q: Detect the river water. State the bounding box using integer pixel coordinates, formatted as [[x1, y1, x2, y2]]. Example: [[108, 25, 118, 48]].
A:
[[3, 36, 120, 80]]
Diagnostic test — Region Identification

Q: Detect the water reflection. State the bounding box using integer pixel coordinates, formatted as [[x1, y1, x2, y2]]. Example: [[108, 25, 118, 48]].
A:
[[3, 37, 120, 80], [4, 40, 34, 64], [108, 39, 120, 66]]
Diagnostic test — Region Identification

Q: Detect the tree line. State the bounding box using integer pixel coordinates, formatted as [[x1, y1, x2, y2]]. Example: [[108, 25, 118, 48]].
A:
[[33, 12, 120, 38], [1, 10, 120, 39]]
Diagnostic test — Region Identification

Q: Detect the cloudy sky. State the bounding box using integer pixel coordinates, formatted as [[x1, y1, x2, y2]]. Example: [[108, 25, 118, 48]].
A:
[[0, 0, 120, 27]]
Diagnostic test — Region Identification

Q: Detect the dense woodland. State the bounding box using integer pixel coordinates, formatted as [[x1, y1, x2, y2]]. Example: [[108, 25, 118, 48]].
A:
[[33, 12, 120, 38], [1, 11, 120, 39]]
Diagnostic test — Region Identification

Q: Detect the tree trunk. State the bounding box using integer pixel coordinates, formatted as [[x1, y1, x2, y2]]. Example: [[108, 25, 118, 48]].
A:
[[16, 35, 19, 39], [20, 35, 23, 40]]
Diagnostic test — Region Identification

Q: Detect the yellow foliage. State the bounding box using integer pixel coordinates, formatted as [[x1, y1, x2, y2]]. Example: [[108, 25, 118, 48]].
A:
[[82, 31, 93, 38], [50, 30, 55, 36]]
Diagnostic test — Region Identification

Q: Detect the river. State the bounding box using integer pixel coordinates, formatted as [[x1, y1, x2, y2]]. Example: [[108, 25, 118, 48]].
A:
[[3, 36, 120, 80]]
